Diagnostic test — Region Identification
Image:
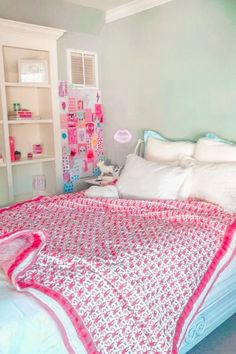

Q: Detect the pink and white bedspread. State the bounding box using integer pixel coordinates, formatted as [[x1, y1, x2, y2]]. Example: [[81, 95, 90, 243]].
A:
[[0, 194, 236, 354]]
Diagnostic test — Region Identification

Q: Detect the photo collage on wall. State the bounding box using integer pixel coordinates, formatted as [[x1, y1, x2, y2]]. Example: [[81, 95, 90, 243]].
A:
[[58, 81, 104, 193]]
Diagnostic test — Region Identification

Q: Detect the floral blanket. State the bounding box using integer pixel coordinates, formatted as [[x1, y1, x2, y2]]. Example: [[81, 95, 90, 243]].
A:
[[0, 193, 235, 354]]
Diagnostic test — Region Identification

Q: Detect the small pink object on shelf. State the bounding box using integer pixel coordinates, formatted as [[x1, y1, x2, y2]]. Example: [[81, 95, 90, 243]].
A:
[[33, 144, 43, 155], [17, 110, 32, 119], [27, 152, 33, 159], [9, 136, 15, 162]]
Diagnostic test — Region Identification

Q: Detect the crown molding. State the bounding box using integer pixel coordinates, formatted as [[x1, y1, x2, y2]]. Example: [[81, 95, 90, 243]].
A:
[[106, 0, 173, 23], [0, 18, 66, 40]]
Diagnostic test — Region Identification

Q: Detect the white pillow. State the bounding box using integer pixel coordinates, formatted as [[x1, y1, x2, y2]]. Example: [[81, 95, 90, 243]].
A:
[[85, 185, 119, 199], [194, 138, 236, 162], [145, 137, 195, 162], [189, 162, 236, 212], [116, 154, 191, 200]]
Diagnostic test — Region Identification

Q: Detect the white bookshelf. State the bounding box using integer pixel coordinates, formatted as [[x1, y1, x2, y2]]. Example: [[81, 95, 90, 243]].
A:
[[0, 19, 65, 207], [8, 120, 53, 124], [5, 82, 51, 88], [11, 157, 55, 166]]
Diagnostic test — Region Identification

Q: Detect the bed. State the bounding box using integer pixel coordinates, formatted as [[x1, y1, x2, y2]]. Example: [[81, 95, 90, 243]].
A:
[[0, 190, 236, 354], [0, 247, 235, 354]]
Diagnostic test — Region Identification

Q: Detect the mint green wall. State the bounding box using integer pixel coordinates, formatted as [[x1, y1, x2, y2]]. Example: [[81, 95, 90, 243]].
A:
[[2, 0, 236, 165], [101, 0, 236, 164]]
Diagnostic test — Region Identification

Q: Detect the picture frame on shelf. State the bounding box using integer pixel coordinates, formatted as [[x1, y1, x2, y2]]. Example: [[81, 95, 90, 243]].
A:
[[18, 59, 49, 84]]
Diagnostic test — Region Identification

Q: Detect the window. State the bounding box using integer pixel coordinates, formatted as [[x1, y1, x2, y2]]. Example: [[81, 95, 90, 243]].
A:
[[67, 49, 98, 88]]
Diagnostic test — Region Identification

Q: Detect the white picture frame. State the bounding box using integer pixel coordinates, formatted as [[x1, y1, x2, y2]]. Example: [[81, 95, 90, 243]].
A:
[[18, 59, 49, 84]]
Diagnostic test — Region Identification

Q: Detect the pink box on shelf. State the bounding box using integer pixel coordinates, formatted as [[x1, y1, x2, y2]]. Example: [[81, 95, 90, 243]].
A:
[[17, 110, 32, 119], [33, 144, 43, 154]]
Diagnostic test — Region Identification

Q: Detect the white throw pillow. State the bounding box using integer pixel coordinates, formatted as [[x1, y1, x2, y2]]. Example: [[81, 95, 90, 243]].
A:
[[85, 185, 119, 199], [145, 137, 195, 162], [194, 138, 236, 162], [189, 162, 236, 212], [116, 154, 191, 200]]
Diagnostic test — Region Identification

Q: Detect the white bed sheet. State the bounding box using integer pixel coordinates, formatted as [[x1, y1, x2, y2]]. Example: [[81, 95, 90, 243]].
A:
[[0, 256, 235, 354], [0, 270, 86, 354]]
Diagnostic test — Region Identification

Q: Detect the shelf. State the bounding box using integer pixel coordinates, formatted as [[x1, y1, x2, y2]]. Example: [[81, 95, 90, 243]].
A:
[[5, 82, 51, 88], [13, 192, 34, 203], [13, 192, 50, 203], [0, 24, 63, 206], [8, 119, 52, 125], [11, 157, 55, 166]]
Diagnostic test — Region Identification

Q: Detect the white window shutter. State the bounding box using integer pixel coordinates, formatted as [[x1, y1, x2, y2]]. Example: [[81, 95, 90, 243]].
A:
[[68, 50, 98, 88], [84, 53, 96, 87], [71, 52, 84, 85]]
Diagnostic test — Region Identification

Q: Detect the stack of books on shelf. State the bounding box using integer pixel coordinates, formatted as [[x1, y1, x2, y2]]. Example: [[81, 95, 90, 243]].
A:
[[8, 109, 34, 120]]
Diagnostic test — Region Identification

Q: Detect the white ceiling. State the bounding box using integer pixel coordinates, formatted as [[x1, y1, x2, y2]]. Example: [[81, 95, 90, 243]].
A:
[[64, 0, 134, 11]]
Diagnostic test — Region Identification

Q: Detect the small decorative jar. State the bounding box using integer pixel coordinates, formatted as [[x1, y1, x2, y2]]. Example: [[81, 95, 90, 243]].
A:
[[14, 151, 21, 161]]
